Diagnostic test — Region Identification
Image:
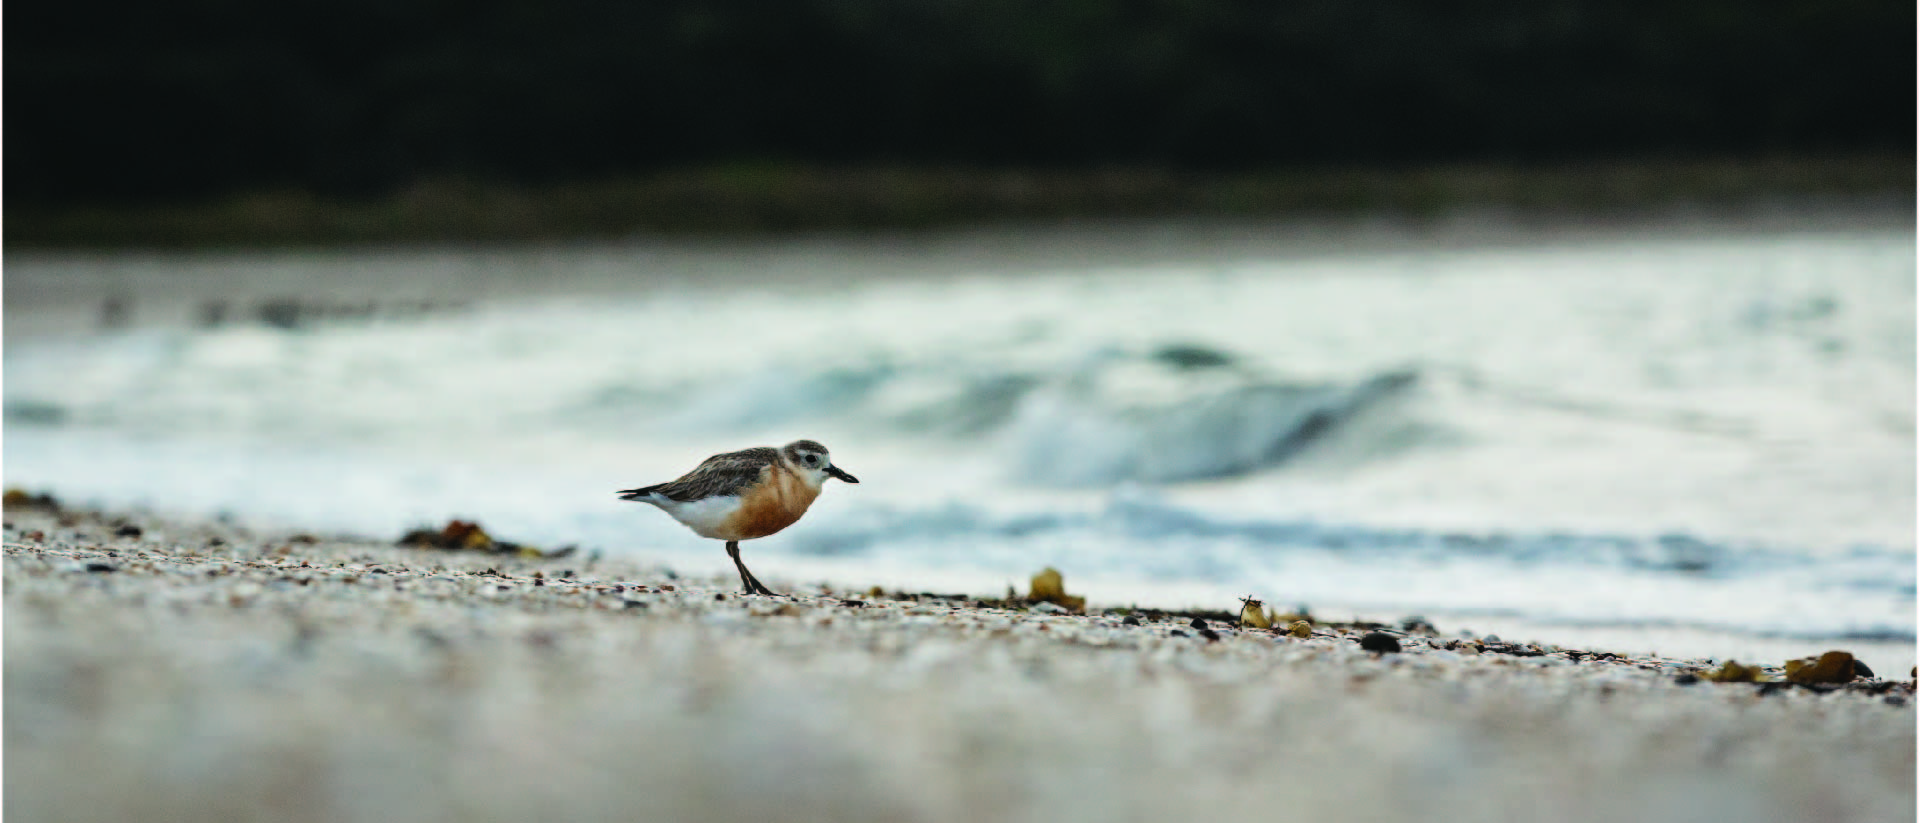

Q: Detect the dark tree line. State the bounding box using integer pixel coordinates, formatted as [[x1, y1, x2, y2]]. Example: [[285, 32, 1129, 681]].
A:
[[8, 0, 1912, 207]]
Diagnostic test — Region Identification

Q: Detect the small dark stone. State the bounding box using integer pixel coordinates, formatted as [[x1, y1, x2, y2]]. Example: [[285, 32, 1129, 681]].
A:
[[84, 562, 116, 573], [622, 599, 647, 609], [1674, 673, 1700, 686], [559, 569, 575, 579], [1122, 616, 1141, 626], [1170, 630, 1188, 637], [1359, 632, 1401, 653], [114, 524, 143, 538], [1854, 659, 1875, 680], [1196, 627, 1221, 642], [1884, 695, 1907, 707], [1189, 617, 1208, 630], [715, 594, 726, 601], [533, 577, 544, 587]]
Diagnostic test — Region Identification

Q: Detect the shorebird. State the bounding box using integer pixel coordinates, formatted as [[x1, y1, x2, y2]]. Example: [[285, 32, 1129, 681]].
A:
[[617, 440, 858, 596]]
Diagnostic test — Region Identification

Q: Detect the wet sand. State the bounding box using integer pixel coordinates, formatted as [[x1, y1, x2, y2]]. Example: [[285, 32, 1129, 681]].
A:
[[6, 504, 1913, 823]]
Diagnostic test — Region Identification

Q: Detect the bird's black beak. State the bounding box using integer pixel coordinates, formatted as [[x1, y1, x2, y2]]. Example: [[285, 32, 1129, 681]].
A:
[[826, 466, 859, 483]]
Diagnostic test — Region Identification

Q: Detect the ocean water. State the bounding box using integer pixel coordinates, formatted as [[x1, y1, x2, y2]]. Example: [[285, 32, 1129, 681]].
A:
[[6, 222, 1914, 669]]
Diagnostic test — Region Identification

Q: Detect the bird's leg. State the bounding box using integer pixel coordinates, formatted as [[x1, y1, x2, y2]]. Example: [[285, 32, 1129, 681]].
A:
[[744, 569, 778, 597], [725, 540, 780, 596], [725, 541, 754, 593]]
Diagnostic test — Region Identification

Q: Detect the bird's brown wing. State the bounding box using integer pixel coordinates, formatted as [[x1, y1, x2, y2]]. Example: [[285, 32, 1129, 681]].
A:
[[624, 447, 777, 502]]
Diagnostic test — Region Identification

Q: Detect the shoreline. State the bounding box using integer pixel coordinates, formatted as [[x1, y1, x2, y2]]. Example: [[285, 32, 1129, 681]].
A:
[[7, 504, 1913, 822], [6, 197, 1913, 344]]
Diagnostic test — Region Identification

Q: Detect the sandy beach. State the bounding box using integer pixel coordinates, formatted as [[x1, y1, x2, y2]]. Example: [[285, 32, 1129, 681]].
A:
[[6, 502, 1912, 823]]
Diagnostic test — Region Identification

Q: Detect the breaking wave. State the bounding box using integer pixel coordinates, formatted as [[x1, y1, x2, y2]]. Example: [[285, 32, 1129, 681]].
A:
[[572, 341, 1427, 485]]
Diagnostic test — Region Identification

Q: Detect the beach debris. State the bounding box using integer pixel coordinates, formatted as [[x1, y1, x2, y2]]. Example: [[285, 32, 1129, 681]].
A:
[[1029, 568, 1064, 599], [397, 520, 574, 558], [1480, 642, 1547, 658], [1238, 596, 1272, 629], [3, 489, 61, 512], [1273, 606, 1315, 627], [1702, 660, 1770, 683], [1187, 618, 1221, 642], [1287, 620, 1314, 638], [1359, 632, 1401, 653], [1026, 567, 1086, 613], [1783, 651, 1861, 685], [1399, 615, 1439, 635], [400, 520, 494, 550]]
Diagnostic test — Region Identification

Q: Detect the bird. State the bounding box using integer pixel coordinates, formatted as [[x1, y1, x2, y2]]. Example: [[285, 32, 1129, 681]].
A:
[[617, 439, 858, 596]]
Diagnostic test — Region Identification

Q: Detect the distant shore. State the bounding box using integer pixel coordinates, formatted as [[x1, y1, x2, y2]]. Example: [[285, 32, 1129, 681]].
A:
[[7, 153, 1910, 250], [6, 503, 1913, 823], [7, 182, 1913, 345]]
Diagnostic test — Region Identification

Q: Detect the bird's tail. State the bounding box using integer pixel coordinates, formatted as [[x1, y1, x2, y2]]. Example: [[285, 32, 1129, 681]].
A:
[[616, 485, 663, 502]]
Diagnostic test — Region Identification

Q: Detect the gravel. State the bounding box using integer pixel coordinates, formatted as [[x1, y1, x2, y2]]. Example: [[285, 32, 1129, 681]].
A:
[[6, 507, 1914, 823]]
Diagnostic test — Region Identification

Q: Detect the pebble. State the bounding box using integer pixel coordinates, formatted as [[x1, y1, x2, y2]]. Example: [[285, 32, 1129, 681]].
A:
[[4, 505, 1913, 756], [1359, 632, 1402, 654]]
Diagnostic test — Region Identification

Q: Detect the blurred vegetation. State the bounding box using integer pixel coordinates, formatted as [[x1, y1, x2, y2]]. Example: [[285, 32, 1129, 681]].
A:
[[9, 156, 1911, 248], [7, 0, 1912, 245]]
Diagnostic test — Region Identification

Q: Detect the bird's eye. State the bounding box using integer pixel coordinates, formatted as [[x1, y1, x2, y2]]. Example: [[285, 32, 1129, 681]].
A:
[[805, 454, 819, 466]]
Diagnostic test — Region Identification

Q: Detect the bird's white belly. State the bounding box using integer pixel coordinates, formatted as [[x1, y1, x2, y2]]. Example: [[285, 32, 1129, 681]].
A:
[[654, 495, 746, 540]]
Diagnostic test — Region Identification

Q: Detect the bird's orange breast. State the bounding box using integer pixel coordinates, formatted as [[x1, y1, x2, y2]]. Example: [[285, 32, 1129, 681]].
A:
[[723, 464, 820, 540]]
